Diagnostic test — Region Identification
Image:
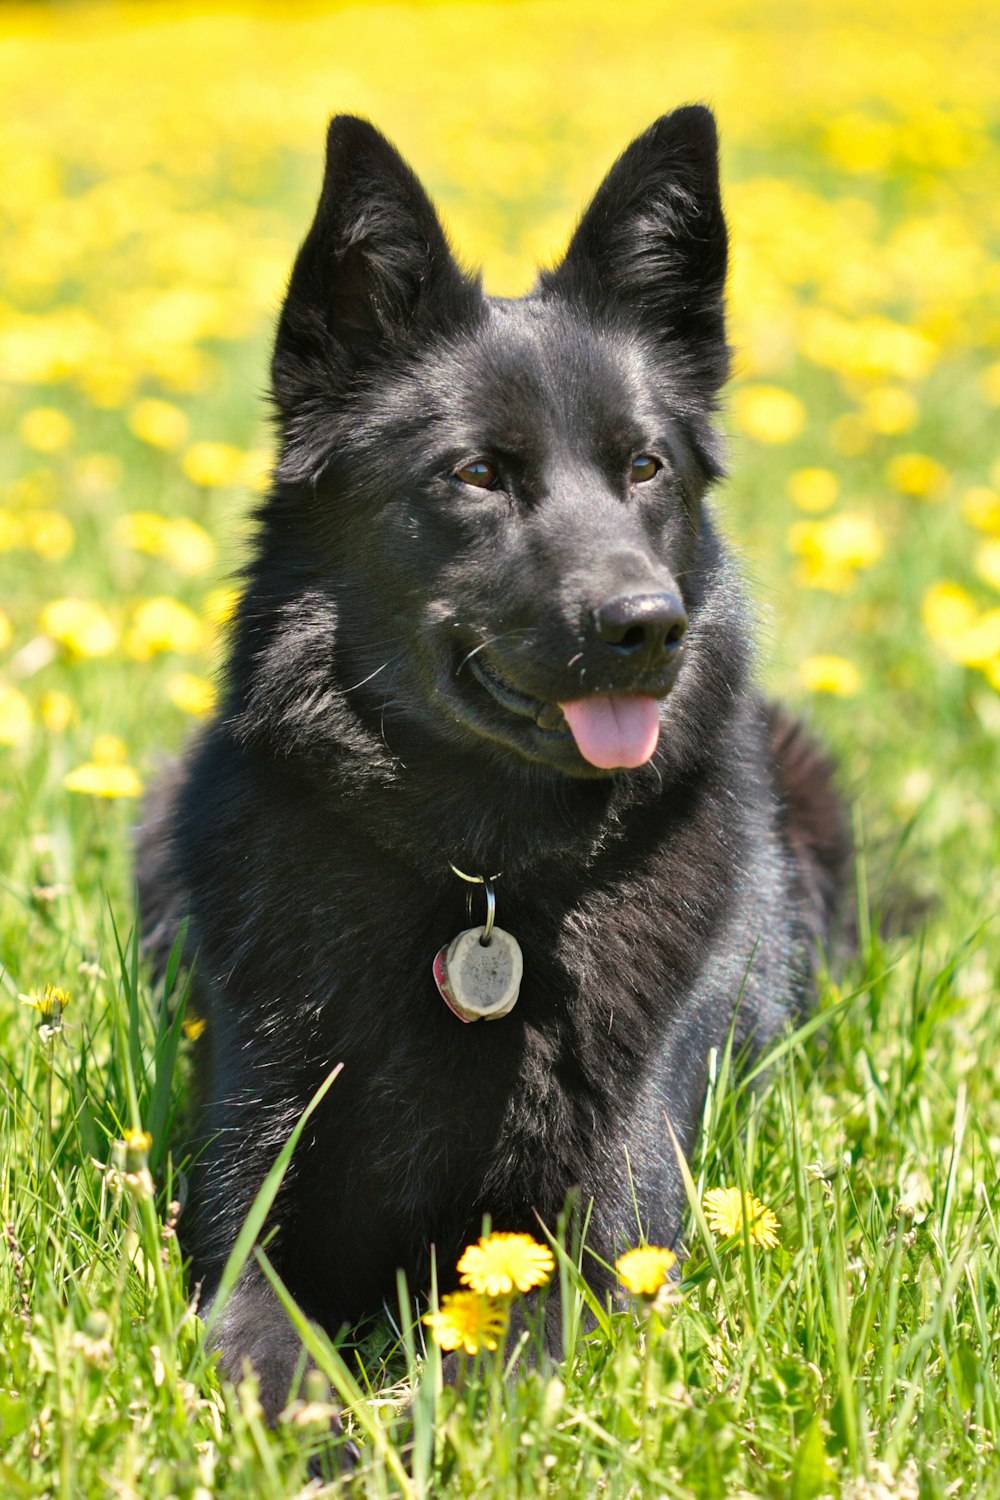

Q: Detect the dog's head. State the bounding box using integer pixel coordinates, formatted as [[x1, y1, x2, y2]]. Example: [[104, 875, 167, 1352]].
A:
[[249, 109, 743, 783]]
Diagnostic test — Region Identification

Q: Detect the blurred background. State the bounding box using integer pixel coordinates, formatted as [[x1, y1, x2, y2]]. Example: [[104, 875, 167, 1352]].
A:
[[1, 0, 998, 936]]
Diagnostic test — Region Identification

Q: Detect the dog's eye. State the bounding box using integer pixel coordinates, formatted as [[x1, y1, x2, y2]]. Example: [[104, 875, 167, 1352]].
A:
[[631, 455, 661, 484], [455, 459, 498, 489]]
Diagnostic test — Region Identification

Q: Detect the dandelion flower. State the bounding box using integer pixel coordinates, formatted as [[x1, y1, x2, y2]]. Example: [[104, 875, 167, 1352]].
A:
[[886, 452, 948, 500], [457, 1231, 555, 1296], [181, 440, 245, 488], [125, 597, 205, 658], [423, 1290, 506, 1355], [787, 467, 839, 514], [128, 398, 189, 451], [615, 1244, 676, 1297], [20, 407, 74, 454], [167, 671, 216, 717], [20, 984, 70, 1020], [975, 540, 1000, 593], [182, 1016, 207, 1041], [64, 762, 143, 799], [41, 598, 118, 658], [703, 1188, 780, 1249], [799, 655, 861, 697], [731, 384, 806, 445], [962, 487, 1000, 534], [0, 685, 33, 747]]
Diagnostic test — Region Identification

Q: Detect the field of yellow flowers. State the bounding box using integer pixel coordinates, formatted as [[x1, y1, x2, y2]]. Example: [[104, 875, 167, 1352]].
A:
[[2, 1, 999, 1495]]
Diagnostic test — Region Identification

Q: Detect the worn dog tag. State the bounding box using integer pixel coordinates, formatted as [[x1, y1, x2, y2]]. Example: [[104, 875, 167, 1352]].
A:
[[433, 925, 523, 1022]]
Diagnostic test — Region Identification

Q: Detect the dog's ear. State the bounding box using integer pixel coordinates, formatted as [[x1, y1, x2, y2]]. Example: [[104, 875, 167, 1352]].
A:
[[540, 106, 729, 394], [272, 116, 477, 420]]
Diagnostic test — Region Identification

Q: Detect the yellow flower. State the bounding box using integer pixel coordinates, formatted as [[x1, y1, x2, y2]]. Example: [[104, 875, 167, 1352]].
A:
[[113, 513, 215, 574], [0, 685, 33, 746], [21, 511, 74, 561], [703, 1188, 780, 1249], [20, 406, 74, 454], [91, 733, 128, 764], [788, 514, 883, 570], [423, 1290, 506, 1355], [962, 487, 1000, 533], [457, 1232, 555, 1296], [128, 398, 190, 451], [41, 691, 75, 733], [731, 384, 806, 445], [125, 597, 205, 658], [20, 984, 70, 1019], [181, 440, 245, 488], [799, 654, 861, 696], [861, 386, 918, 436], [975, 540, 1000, 593], [922, 581, 978, 642], [203, 587, 239, 627], [167, 671, 216, 717], [787, 467, 839, 514], [886, 452, 948, 500], [182, 1016, 207, 1041], [615, 1244, 677, 1297], [64, 761, 144, 799], [73, 454, 122, 497], [41, 598, 118, 658]]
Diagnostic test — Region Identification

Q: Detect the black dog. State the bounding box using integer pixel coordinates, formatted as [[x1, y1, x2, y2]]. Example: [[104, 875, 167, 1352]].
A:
[[138, 105, 848, 1419]]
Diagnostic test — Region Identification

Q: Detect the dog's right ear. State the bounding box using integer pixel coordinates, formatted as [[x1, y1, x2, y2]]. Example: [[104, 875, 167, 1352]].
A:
[[272, 117, 478, 425]]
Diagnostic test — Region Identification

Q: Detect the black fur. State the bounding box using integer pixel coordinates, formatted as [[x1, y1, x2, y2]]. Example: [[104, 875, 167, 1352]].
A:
[[138, 106, 849, 1419]]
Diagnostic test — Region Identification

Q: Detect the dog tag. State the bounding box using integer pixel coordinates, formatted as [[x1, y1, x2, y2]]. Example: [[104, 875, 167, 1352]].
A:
[[432, 925, 523, 1023]]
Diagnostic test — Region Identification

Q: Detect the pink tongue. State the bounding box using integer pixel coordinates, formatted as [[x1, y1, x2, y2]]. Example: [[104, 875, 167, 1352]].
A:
[[558, 695, 661, 769]]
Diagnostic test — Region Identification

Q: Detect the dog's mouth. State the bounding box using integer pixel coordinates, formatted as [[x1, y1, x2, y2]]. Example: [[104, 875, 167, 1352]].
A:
[[463, 652, 668, 773]]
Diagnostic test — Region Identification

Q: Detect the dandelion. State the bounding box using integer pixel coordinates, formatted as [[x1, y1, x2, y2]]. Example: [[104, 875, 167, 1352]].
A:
[[787, 467, 839, 514], [731, 384, 806, 444], [128, 397, 190, 451], [124, 597, 205, 658], [104, 1130, 154, 1201], [703, 1187, 780, 1249], [861, 386, 919, 435], [20, 984, 70, 1021], [0, 685, 33, 746], [457, 1231, 555, 1296], [64, 761, 144, 799], [182, 1016, 207, 1041], [113, 513, 215, 574], [167, 672, 216, 717], [962, 487, 1000, 533], [73, 453, 122, 496], [41, 690, 75, 733], [975, 540, 1000, 593], [20, 406, 74, 453], [41, 598, 118, 657], [21, 510, 74, 561], [423, 1289, 507, 1355], [615, 1244, 677, 1297], [886, 452, 948, 500], [922, 581, 978, 641], [181, 440, 245, 488], [799, 654, 861, 696], [203, 586, 240, 627]]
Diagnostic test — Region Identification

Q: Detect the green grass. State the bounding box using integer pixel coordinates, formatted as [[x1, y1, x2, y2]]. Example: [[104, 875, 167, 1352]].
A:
[[2, 1, 1000, 1494]]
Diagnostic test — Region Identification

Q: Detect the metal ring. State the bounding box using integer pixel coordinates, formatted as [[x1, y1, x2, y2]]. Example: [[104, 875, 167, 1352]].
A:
[[449, 864, 500, 946]]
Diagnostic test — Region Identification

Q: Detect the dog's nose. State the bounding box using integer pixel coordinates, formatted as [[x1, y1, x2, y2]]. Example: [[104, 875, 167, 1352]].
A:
[[593, 592, 688, 666]]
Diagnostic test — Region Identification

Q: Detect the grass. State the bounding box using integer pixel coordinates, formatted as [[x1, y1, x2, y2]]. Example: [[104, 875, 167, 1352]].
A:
[[1, 1, 999, 1494]]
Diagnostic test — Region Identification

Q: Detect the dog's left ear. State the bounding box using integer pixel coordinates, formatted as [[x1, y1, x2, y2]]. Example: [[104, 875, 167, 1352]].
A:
[[540, 106, 729, 395]]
